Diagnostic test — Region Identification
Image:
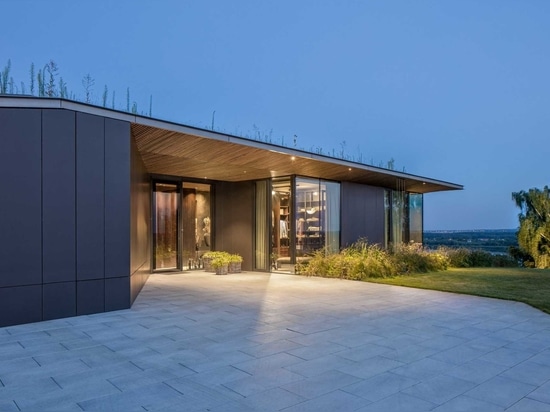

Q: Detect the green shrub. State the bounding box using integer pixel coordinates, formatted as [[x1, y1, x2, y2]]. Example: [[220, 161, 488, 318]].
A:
[[437, 247, 518, 268], [298, 241, 519, 281], [391, 242, 449, 273]]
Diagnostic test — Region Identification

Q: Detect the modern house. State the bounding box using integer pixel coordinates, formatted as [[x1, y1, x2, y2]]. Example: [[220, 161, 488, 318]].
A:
[[0, 96, 462, 327]]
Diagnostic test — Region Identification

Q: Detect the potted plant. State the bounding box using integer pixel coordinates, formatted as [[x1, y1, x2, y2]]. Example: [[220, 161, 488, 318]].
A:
[[228, 254, 243, 273], [211, 253, 231, 275], [203, 251, 222, 272]]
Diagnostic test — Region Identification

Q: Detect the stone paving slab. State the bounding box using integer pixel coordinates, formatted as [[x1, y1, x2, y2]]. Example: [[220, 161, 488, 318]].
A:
[[1, 271, 550, 411]]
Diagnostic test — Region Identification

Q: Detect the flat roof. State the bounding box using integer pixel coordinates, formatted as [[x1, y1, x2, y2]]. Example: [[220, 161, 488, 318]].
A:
[[0, 96, 463, 193]]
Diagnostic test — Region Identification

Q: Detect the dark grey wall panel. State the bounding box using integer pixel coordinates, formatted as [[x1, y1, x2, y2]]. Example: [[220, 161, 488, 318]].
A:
[[105, 277, 130, 311], [0, 109, 42, 287], [42, 109, 76, 283], [130, 136, 151, 304], [214, 181, 254, 270], [76, 113, 105, 281], [43, 282, 76, 320], [0, 285, 42, 326], [105, 118, 131, 278], [77, 279, 105, 315], [341, 182, 385, 246], [0, 107, 140, 327]]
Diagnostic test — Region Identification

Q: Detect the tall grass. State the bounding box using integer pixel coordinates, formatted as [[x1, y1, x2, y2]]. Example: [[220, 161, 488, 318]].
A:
[[298, 240, 517, 280], [298, 240, 447, 279]]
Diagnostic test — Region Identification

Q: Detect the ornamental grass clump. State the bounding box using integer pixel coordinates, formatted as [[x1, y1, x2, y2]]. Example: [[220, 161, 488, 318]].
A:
[[299, 240, 398, 279], [299, 240, 454, 279], [391, 242, 449, 274]]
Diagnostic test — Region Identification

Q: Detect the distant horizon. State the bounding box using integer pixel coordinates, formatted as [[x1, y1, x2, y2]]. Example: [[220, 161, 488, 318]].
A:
[[424, 228, 517, 233]]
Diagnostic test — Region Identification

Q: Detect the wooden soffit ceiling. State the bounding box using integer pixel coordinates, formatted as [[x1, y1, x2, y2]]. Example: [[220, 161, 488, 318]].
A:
[[131, 123, 462, 194]]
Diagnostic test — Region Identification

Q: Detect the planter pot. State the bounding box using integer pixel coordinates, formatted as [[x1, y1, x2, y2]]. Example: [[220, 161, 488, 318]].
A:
[[215, 265, 228, 275], [203, 257, 214, 272], [229, 262, 241, 273]]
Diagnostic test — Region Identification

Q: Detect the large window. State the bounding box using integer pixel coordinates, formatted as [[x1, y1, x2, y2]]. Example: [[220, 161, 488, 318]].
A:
[[391, 190, 406, 247], [385, 190, 423, 247], [409, 193, 423, 244], [153, 180, 211, 271], [271, 177, 292, 271], [153, 182, 179, 270], [181, 182, 211, 269], [295, 177, 340, 256]]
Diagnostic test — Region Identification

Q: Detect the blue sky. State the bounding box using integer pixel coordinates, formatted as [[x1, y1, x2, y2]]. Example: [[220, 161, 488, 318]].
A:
[[2, 1, 549, 230]]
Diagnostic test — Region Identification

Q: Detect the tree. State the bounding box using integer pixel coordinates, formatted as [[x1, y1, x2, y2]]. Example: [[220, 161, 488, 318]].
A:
[[512, 186, 550, 268]]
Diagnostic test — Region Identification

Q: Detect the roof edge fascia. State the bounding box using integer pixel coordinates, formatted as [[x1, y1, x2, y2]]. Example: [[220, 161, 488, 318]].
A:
[[0, 95, 463, 191]]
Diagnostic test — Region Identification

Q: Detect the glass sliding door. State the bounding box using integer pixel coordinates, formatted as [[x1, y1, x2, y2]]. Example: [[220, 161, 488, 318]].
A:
[[409, 193, 423, 244], [153, 182, 180, 270], [295, 178, 321, 257], [271, 177, 292, 271], [322, 180, 340, 254], [182, 182, 211, 270], [390, 190, 406, 247], [295, 177, 340, 257]]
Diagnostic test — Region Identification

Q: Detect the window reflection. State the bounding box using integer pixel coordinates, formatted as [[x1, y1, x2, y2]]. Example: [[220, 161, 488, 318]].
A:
[[409, 193, 423, 244], [295, 177, 340, 256], [154, 183, 179, 269]]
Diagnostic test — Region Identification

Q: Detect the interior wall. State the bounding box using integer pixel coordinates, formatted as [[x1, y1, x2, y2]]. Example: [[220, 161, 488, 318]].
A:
[[340, 181, 386, 247], [214, 181, 255, 271], [0, 108, 132, 327], [130, 136, 151, 303]]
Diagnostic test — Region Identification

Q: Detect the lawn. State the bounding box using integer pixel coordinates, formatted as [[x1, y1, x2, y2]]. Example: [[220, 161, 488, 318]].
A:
[[366, 267, 550, 314]]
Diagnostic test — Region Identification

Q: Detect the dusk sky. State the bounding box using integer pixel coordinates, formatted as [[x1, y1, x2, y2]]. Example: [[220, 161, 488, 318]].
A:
[[2, 1, 549, 230]]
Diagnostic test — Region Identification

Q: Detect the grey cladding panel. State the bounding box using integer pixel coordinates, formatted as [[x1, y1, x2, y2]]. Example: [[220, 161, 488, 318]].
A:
[[105, 118, 131, 278], [76, 112, 105, 280], [77, 279, 105, 315], [0, 109, 42, 287], [341, 182, 385, 246], [43, 282, 76, 320], [214, 181, 254, 270], [42, 109, 76, 283], [105, 276, 130, 311], [0, 285, 42, 327]]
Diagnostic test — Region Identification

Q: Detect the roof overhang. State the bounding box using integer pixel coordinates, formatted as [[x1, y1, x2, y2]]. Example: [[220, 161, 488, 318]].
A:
[[1, 96, 463, 193]]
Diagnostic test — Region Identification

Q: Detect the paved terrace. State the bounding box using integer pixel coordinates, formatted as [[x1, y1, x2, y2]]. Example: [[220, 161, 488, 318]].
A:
[[1, 272, 550, 411]]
